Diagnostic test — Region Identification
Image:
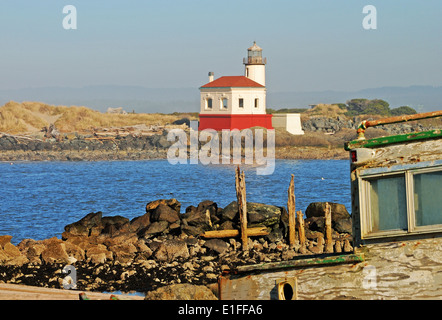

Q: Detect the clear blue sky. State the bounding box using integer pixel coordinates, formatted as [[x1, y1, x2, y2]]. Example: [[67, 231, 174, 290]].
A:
[[1, 0, 441, 93]]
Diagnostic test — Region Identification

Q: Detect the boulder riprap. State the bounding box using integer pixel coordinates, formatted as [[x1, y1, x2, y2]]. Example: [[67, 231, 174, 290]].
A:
[[305, 202, 352, 234], [144, 283, 217, 300], [0, 199, 353, 298]]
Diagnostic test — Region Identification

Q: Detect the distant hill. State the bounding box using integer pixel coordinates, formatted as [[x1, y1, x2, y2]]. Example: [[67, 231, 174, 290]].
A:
[[0, 85, 441, 113]]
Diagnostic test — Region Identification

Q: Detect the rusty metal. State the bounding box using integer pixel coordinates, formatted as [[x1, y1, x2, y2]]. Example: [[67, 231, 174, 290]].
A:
[[356, 110, 442, 140]]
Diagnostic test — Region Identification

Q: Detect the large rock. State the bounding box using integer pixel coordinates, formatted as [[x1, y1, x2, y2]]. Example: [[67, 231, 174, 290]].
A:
[[63, 211, 103, 238], [151, 204, 180, 224], [146, 198, 181, 214], [220, 201, 238, 221], [85, 243, 112, 264], [145, 283, 217, 300], [180, 223, 205, 237], [64, 241, 85, 262], [134, 239, 153, 260], [219, 202, 282, 227], [305, 202, 352, 234], [109, 242, 137, 264], [154, 239, 189, 262], [196, 200, 219, 223], [247, 202, 282, 227], [143, 221, 169, 237], [130, 212, 151, 235], [17, 239, 46, 264], [333, 217, 353, 234], [182, 202, 215, 231], [0, 235, 28, 266], [101, 216, 130, 236], [0, 235, 13, 247], [305, 202, 350, 222], [203, 239, 229, 254], [63, 212, 132, 240], [40, 237, 70, 264]]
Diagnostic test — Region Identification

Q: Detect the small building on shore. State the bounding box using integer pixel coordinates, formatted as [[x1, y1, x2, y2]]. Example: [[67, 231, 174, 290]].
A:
[[271, 113, 305, 135], [198, 42, 273, 131]]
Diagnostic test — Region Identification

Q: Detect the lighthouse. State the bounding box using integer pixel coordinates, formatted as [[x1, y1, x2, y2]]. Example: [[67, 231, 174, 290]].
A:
[[244, 41, 266, 86], [198, 42, 273, 131]]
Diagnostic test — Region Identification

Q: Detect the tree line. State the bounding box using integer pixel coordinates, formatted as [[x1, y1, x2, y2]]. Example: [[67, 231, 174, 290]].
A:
[[268, 99, 417, 117]]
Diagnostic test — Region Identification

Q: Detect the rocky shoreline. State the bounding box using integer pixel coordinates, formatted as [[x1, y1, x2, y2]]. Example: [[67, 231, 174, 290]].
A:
[[0, 130, 172, 162], [0, 131, 349, 162], [0, 198, 353, 299]]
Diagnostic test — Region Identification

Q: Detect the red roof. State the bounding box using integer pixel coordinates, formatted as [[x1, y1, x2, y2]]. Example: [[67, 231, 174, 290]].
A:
[[200, 76, 264, 88]]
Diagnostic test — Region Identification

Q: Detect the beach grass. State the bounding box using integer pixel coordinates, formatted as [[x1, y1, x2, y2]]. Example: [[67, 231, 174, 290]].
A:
[[0, 101, 197, 134]]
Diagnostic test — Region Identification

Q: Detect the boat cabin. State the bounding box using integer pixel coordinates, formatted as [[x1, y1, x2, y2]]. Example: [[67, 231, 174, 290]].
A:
[[346, 111, 442, 245], [217, 111, 442, 300]]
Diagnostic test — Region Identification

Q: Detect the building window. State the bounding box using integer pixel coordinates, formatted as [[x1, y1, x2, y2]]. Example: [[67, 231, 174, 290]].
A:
[[239, 98, 244, 108], [359, 166, 442, 238], [206, 98, 212, 110], [254, 98, 259, 108], [221, 98, 228, 110]]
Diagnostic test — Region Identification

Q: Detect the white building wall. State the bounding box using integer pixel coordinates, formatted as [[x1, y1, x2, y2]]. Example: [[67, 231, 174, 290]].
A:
[[245, 64, 266, 86], [200, 88, 266, 115], [200, 88, 233, 114], [272, 113, 305, 135]]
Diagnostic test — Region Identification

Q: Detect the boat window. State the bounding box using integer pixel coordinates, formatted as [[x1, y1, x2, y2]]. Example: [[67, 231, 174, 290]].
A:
[[413, 170, 442, 226], [369, 175, 407, 232], [360, 166, 442, 238]]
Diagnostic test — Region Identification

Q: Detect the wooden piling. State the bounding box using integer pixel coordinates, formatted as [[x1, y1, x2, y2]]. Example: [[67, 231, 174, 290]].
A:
[[287, 174, 296, 248], [296, 210, 306, 249], [235, 166, 248, 250], [325, 202, 334, 253]]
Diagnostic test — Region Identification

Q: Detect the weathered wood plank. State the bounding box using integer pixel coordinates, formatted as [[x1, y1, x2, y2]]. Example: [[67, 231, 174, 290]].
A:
[[354, 139, 442, 169], [219, 237, 442, 300], [234, 253, 364, 273], [201, 227, 269, 238]]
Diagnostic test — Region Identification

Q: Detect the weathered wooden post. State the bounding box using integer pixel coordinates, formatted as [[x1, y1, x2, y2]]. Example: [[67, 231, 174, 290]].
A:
[[287, 174, 296, 248], [235, 166, 248, 250], [296, 210, 306, 251], [325, 202, 333, 253]]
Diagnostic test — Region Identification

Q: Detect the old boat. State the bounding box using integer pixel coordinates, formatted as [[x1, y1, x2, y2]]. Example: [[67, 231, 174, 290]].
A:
[[218, 111, 442, 300]]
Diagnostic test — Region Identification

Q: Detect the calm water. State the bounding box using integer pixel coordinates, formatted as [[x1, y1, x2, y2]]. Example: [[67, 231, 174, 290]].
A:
[[0, 160, 351, 244]]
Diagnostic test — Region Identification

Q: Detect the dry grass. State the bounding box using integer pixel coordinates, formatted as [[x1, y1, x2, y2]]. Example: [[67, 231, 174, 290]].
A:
[[303, 103, 347, 118], [0, 101, 197, 134], [275, 128, 342, 147], [0, 101, 49, 133]]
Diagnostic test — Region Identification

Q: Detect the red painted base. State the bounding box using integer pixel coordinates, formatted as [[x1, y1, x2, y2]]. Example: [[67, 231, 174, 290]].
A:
[[198, 114, 273, 131]]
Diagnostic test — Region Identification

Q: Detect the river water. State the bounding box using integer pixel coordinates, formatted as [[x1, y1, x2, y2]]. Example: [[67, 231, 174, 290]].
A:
[[0, 159, 351, 244]]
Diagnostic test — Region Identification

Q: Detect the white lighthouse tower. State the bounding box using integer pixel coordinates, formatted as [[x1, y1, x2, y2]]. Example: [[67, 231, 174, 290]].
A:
[[244, 41, 266, 86]]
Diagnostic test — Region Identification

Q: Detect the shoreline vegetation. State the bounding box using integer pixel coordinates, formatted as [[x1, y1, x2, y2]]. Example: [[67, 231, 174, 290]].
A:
[[1, 101, 439, 162]]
